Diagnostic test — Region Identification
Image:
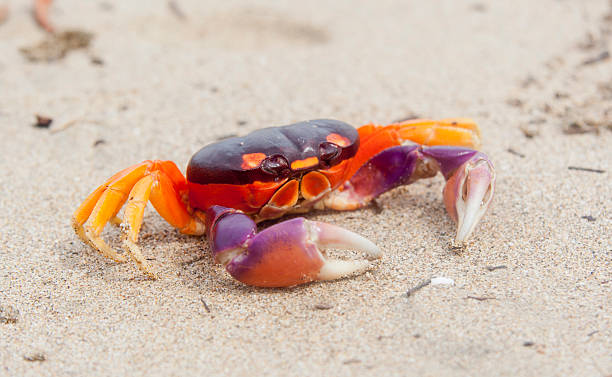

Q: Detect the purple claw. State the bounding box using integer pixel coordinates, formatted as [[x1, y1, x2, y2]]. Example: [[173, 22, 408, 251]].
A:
[[442, 154, 495, 245], [325, 145, 496, 245], [207, 208, 381, 287]]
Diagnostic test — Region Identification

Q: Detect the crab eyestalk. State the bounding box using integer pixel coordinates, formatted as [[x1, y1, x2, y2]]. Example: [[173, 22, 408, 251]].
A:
[[442, 154, 495, 245]]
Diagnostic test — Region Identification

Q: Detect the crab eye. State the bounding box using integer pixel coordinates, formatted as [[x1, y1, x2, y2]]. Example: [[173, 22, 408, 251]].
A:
[[261, 154, 290, 177], [319, 142, 340, 166]]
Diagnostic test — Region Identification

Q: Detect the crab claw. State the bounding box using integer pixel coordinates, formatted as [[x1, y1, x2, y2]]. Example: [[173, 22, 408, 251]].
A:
[[442, 154, 495, 245], [209, 208, 381, 287], [230, 218, 380, 287]]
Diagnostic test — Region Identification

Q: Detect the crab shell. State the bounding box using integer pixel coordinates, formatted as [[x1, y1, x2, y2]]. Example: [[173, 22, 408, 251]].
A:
[[186, 120, 360, 220]]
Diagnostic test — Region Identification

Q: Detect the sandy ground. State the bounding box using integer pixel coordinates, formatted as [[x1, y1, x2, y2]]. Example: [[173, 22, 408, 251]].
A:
[[1, 0, 611, 376]]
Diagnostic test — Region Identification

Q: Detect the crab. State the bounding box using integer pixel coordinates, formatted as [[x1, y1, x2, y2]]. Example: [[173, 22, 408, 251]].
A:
[[72, 118, 495, 287]]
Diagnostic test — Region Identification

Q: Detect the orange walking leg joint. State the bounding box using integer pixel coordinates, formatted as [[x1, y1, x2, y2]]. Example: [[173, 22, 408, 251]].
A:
[[72, 160, 204, 279]]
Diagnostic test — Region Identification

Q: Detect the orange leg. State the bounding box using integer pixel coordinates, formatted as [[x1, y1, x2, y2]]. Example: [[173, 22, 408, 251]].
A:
[[323, 119, 495, 246], [72, 160, 204, 278], [346, 118, 481, 179], [392, 118, 480, 148], [34, 0, 54, 33]]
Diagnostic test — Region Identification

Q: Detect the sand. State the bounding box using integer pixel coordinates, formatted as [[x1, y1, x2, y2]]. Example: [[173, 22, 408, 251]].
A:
[[1, 1, 610, 376]]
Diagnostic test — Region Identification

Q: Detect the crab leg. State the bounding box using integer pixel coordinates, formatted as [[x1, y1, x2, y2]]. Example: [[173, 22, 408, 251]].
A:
[[206, 206, 381, 287], [34, 0, 54, 33], [72, 160, 204, 278], [324, 127, 495, 245], [345, 118, 481, 180], [424, 147, 495, 244]]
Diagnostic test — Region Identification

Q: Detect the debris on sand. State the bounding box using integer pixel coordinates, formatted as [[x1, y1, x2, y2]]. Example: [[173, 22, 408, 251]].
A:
[[406, 278, 431, 297], [0, 305, 19, 324], [33, 114, 53, 128], [564, 120, 596, 135], [24, 353, 46, 362], [568, 166, 606, 174], [430, 277, 454, 286], [20, 30, 93, 62], [519, 124, 540, 139], [313, 302, 334, 310], [581, 50, 610, 66], [507, 148, 525, 158], [465, 295, 496, 301], [168, 0, 187, 21], [93, 139, 106, 147]]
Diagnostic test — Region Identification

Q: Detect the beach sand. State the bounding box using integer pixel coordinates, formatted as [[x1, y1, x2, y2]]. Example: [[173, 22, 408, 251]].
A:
[[0, 1, 610, 376]]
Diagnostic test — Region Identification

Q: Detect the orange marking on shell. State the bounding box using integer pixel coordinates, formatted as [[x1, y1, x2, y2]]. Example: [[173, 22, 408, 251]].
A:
[[319, 159, 350, 189], [301, 172, 331, 200], [326, 133, 351, 147], [241, 153, 266, 169], [290, 156, 319, 170], [268, 180, 299, 208]]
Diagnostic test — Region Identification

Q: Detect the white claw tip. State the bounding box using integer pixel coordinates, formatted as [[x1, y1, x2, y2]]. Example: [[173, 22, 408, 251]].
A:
[[317, 260, 372, 281], [454, 159, 495, 244], [305, 220, 382, 282], [308, 220, 382, 260]]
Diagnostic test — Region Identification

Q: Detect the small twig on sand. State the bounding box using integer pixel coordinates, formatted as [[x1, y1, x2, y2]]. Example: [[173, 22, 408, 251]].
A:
[[465, 295, 496, 301], [200, 297, 211, 313], [406, 278, 431, 297], [568, 166, 606, 174], [507, 148, 525, 158], [49, 118, 80, 133], [49, 118, 103, 134], [34, 0, 54, 33], [168, 0, 187, 21], [581, 50, 610, 66], [485, 265, 507, 272]]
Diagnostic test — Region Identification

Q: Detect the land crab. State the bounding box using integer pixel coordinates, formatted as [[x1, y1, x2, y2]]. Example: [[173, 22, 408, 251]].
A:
[[72, 118, 495, 287]]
